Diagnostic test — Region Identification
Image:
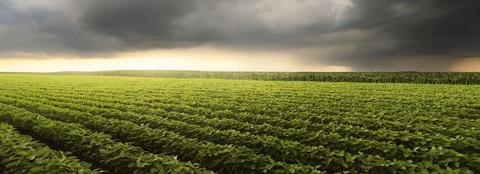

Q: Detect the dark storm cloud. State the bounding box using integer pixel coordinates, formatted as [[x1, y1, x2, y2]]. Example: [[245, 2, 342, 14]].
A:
[[336, 0, 480, 60], [0, 0, 479, 70], [72, 0, 338, 49], [76, 0, 197, 48], [0, 0, 121, 56]]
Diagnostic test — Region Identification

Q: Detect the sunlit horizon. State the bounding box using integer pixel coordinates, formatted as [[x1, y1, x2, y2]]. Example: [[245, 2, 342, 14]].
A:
[[1, 48, 479, 73], [1, 55, 479, 73], [0, 58, 353, 73], [0, 47, 355, 72]]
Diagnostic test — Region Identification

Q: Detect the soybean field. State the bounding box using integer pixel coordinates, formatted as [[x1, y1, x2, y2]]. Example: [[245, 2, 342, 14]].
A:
[[0, 73, 479, 174]]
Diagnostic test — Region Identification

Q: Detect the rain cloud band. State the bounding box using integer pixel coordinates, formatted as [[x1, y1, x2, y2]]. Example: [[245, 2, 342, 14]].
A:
[[0, 0, 479, 70]]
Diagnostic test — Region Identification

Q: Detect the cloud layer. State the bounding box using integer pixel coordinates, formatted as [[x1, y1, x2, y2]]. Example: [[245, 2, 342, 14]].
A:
[[1, 0, 479, 70]]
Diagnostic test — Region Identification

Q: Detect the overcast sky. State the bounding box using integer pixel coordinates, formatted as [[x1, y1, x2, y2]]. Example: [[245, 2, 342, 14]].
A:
[[0, 0, 479, 72]]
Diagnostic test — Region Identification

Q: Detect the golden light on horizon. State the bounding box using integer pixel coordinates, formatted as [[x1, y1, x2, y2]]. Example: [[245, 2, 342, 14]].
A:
[[449, 58, 480, 72], [0, 47, 352, 72]]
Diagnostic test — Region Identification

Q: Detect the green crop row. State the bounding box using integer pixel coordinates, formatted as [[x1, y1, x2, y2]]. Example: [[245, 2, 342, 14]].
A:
[[0, 123, 100, 174], [0, 97, 323, 174], [2, 87, 479, 173], [9, 88, 479, 157], [15, 84, 478, 140], [0, 104, 213, 174], [1, 93, 417, 173]]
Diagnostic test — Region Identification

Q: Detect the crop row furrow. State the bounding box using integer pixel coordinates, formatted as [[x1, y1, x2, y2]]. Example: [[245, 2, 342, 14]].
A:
[[153, 95, 480, 132], [142, 97, 480, 138], [8, 93, 430, 169], [16, 89, 480, 155], [2, 91, 479, 173], [6, 85, 479, 142], [15, 90, 479, 167], [4, 88, 479, 158], [0, 104, 212, 174], [29, 86, 479, 136], [0, 89, 412, 151], [4, 93, 368, 168], [5, 85, 478, 133], [0, 122, 101, 174], [0, 97, 324, 174]]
